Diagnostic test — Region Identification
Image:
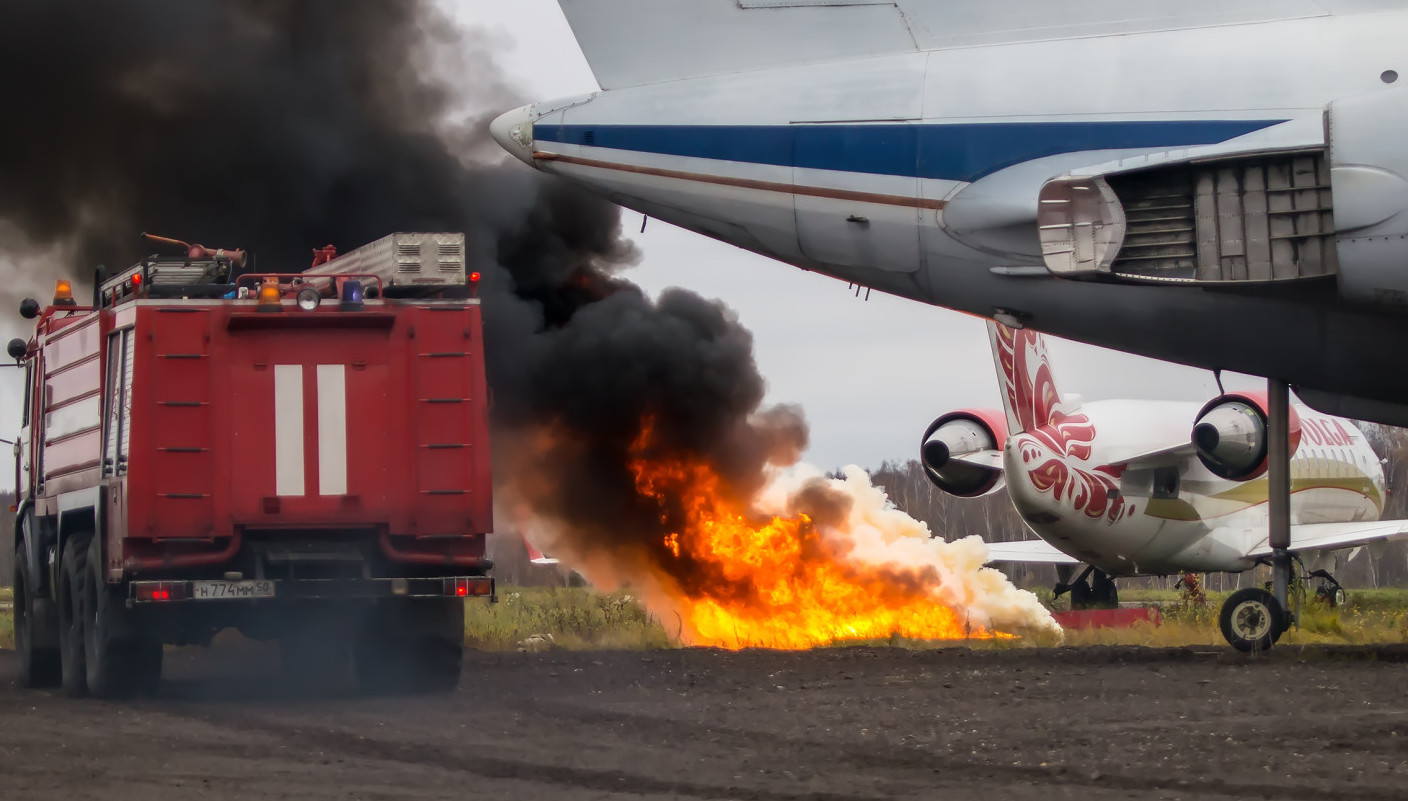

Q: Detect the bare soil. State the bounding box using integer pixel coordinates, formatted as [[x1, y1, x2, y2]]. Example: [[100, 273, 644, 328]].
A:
[[2, 642, 1407, 800]]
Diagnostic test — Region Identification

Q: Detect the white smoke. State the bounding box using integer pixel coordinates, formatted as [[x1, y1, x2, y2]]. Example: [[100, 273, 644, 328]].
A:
[[757, 464, 1061, 636]]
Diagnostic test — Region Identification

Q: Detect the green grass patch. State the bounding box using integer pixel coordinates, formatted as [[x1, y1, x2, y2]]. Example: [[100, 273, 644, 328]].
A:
[[466, 587, 677, 651]]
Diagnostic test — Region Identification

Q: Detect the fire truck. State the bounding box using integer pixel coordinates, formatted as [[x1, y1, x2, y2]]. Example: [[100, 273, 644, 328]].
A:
[[8, 233, 495, 697]]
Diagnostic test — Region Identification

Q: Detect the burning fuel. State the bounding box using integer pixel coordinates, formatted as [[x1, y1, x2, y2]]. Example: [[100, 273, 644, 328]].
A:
[[0, 0, 1054, 647], [503, 417, 1057, 648]]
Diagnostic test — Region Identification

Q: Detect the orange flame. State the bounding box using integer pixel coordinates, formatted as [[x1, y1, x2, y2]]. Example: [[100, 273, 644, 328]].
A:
[[628, 426, 1004, 649]]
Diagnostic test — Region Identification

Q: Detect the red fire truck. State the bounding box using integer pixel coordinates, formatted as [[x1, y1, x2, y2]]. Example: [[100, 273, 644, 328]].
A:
[[8, 233, 495, 697]]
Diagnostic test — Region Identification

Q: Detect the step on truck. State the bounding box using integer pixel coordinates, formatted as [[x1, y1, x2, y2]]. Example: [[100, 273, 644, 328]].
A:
[[9, 233, 495, 697]]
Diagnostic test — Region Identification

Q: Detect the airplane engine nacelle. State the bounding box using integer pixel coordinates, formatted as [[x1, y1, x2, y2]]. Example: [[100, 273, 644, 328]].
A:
[[920, 409, 1007, 497], [1192, 392, 1301, 481], [1328, 86, 1408, 310]]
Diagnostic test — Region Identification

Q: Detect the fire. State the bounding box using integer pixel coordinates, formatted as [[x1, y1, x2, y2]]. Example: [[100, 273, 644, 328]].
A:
[[620, 426, 1054, 649]]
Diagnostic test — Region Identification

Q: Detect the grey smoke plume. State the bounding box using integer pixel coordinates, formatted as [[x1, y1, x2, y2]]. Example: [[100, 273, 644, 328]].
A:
[[0, 1, 809, 580]]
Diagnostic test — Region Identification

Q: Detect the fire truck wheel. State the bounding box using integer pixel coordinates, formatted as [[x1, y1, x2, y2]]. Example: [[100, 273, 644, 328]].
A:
[[83, 535, 163, 698], [353, 600, 463, 694], [353, 633, 462, 695], [58, 535, 90, 698], [14, 538, 60, 688], [279, 619, 352, 692]]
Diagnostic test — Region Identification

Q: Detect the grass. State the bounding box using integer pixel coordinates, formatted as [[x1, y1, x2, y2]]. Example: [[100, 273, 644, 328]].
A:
[[2, 585, 1407, 653], [464, 587, 676, 651]]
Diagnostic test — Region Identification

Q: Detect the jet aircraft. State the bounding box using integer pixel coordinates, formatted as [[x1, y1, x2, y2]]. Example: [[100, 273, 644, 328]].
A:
[[493, 0, 1408, 429], [922, 322, 1408, 650]]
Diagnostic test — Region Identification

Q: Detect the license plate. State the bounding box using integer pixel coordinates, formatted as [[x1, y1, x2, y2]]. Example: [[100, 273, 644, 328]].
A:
[[192, 580, 275, 600]]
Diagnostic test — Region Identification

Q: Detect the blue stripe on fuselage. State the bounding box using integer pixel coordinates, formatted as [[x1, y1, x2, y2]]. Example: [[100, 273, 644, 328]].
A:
[[533, 120, 1286, 183]]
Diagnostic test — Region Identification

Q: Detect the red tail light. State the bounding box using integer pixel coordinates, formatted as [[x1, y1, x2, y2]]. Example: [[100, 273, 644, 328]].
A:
[[134, 581, 189, 602], [443, 577, 491, 597]]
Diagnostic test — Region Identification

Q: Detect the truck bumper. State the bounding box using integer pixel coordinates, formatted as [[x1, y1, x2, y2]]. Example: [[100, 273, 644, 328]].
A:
[[127, 575, 494, 606]]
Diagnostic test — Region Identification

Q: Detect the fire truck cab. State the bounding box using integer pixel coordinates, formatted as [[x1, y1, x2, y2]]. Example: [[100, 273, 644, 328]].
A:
[[9, 233, 495, 697]]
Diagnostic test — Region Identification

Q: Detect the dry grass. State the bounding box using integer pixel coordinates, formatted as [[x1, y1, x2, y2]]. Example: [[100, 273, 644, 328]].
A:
[[464, 587, 677, 651]]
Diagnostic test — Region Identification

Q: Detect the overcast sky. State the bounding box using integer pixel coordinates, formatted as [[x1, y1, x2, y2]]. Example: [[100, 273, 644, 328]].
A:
[[453, 0, 1266, 470]]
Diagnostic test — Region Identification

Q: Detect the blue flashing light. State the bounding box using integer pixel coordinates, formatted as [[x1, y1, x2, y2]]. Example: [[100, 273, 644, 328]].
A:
[[340, 280, 365, 312]]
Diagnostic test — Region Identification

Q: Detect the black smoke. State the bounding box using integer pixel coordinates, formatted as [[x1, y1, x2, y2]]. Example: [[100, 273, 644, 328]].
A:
[[0, 1, 809, 581]]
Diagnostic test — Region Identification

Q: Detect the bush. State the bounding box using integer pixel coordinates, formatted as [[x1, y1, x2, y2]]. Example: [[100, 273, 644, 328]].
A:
[[463, 587, 676, 651]]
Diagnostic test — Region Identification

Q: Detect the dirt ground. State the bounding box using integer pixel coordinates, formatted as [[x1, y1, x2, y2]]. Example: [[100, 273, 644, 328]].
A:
[[2, 643, 1407, 800]]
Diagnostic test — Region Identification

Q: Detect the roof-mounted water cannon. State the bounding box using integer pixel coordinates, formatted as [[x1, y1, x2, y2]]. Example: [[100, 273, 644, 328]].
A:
[[142, 233, 247, 269]]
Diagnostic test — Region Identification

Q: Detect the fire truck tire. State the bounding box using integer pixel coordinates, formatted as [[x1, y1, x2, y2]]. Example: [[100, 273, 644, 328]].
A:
[[278, 617, 352, 691], [353, 599, 463, 694], [14, 539, 60, 688], [353, 633, 462, 694], [83, 536, 163, 698], [58, 535, 90, 698]]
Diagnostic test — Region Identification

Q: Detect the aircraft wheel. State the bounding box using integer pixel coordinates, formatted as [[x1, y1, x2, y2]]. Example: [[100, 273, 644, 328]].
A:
[[1219, 588, 1286, 652], [1315, 584, 1347, 608]]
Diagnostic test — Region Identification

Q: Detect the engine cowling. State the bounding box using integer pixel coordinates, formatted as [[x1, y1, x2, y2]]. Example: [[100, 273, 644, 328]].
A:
[[920, 409, 1008, 497], [1192, 392, 1301, 481]]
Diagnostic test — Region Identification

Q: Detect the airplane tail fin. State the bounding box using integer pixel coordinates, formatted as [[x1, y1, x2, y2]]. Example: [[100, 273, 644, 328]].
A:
[[987, 321, 1075, 435], [524, 539, 559, 566], [556, 0, 919, 90]]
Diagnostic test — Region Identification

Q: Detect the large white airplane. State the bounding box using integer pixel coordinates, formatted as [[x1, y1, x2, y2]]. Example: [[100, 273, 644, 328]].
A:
[[923, 321, 1408, 650], [493, 0, 1408, 429]]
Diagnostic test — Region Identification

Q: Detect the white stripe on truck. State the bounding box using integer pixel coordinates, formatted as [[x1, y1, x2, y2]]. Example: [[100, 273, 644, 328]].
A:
[[273, 365, 305, 496], [316, 364, 348, 496]]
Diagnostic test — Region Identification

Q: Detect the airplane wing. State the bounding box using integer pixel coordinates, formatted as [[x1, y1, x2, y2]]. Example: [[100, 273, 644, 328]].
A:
[[557, 0, 920, 90], [556, 0, 1321, 90], [1103, 441, 1197, 472], [1245, 520, 1408, 560], [982, 538, 1081, 565]]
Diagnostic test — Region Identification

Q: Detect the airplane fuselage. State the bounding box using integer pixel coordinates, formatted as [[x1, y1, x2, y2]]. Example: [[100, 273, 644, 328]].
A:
[[496, 2, 1408, 425]]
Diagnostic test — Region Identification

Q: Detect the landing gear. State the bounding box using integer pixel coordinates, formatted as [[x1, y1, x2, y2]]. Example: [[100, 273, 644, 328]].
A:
[[1219, 378, 1296, 653], [1054, 566, 1117, 610], [1309, 569, 1347, 608], [1219, 587, 1287, 652], [1091, 571, 1119, 608]]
